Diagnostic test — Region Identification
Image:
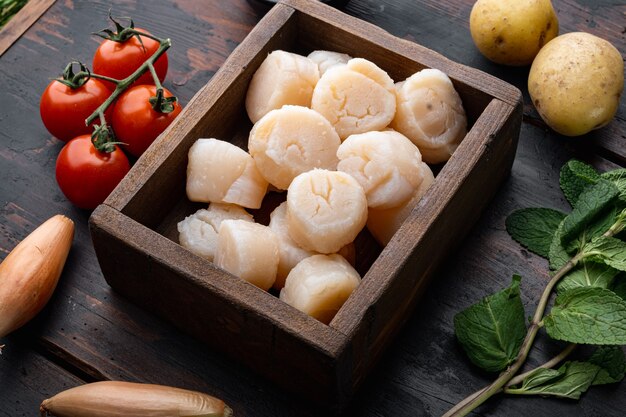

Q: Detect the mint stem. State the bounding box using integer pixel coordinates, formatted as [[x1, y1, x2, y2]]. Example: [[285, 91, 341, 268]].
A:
[[442, 254, 582, 417], [85, 37, 171, 127], [504, 343, 577, 389], [444, 214, 626, 417]]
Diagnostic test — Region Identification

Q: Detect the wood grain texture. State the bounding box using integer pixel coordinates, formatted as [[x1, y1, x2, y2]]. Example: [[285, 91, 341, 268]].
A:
[[0, 0, 624, 416], [0, 340, 84, 417], [0, 0, 56, 56]]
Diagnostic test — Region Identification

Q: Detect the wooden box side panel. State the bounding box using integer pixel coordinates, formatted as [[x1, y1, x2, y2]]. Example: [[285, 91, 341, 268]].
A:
[[333, 98, 523, 388], [285, 0, 521, 109], [105, 4, 298, 227], [89, 204, 350, 404]]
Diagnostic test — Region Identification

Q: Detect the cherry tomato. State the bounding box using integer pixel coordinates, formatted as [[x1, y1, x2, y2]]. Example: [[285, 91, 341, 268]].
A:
[[93, 29, 168, 88], [111, 85, 182, 157], [40, 79, 112, 142], [56, 135, 131, 210]]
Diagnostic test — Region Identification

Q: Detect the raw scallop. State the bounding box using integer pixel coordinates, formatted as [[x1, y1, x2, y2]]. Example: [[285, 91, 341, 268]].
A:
[[307, 50, 351, 75], [337, 130, 425, 209], [186, 138, 268, 209], [391, 69, 467, 164], [177, 203, 254, 261], [286, 169, 367, 254], [249, 105, 340, 190], [215, 219, 279, 290], [269, 202, 355, 289], [280, 254, 360, 324], [311, 58, 396, 140], [367, 163, 435, 246], [245, 50, 320, 124]]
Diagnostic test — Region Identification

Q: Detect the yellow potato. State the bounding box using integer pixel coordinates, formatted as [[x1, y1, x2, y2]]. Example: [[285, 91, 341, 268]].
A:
[[470, 0, 558, 66], [528, 32, 624, 136]]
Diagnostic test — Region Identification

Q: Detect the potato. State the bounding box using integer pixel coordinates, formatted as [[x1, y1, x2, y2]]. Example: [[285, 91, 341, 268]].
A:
[[528, 32, 624, 136], [470, 0, 558, 66]]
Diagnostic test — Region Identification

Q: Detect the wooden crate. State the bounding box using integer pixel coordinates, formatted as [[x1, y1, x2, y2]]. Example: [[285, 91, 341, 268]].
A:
[[89, 0, 522, 411]]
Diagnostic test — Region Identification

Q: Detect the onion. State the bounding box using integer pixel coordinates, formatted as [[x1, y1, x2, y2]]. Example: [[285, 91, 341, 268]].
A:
[[40, 381, 232, 417], [0, 215, 74, 342]]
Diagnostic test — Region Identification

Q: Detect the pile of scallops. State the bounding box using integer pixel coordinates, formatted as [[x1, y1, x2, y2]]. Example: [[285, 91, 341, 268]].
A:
[[178, 50, 467, 324]]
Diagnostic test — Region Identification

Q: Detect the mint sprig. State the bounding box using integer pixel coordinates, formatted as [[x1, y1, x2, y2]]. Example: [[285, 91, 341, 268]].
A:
[[445, 160, 626, 417]]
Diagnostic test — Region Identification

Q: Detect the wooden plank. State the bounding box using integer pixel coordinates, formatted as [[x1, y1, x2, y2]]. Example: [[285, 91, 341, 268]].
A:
[[0, 0, 623, 417], [0, 338, 84, 417], [0, 0, 56, 56]]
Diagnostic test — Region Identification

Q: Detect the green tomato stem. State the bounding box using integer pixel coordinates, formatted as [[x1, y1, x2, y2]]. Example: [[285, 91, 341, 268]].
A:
[[147, 62, 167, 113], [88, 73, 123, 85], [85, 37, 171, 127], [147, 62, 164, 92], [125, 28, 162, 44]]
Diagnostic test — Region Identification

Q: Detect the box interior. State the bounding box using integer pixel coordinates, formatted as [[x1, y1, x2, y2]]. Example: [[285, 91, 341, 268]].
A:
[[116, 6, 495, 331]]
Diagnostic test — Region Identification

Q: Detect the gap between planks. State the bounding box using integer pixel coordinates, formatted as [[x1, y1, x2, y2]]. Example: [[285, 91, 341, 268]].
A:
[[0, 0, 56, 57], [33, 337, 109, 383]]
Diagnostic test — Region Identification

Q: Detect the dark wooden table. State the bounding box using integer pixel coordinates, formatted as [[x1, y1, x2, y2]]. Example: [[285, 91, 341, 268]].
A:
[[1, 1, 624, 416]]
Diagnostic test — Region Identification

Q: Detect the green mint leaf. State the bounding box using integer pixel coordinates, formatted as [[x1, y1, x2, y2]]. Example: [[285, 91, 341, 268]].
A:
[[560, 180, 620, 253], [454, 275, 527, 372], [589, 346, 626, 385], [549, 219, 570, 270], [544, 287, 626, 345], [557, 260, 620, 293], [518, 367, 563, 389], [560, 160, 600, 207], [613, 277, 626, 301], [601, 168, 626, 181], [506, 208, 567, 258], [511, 361, 600, 399], [601, 169, 626, 201], [583, 236, 626, 272]]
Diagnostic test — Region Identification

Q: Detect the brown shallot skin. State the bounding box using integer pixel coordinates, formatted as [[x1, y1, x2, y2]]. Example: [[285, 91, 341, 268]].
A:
[[0, 214, 74, 340], [40, 381, 232, 417]]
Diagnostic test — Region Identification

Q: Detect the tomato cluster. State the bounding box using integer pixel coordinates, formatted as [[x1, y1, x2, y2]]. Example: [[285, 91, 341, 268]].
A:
[[40, 23, 181, 210]]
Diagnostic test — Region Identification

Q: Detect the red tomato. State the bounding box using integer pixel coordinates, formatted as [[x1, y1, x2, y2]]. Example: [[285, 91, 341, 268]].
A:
[[40, 79, 112, 142], [56, 135, 130, 210], [111, 85, 182, 157], [92, 29, 168, 88]]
